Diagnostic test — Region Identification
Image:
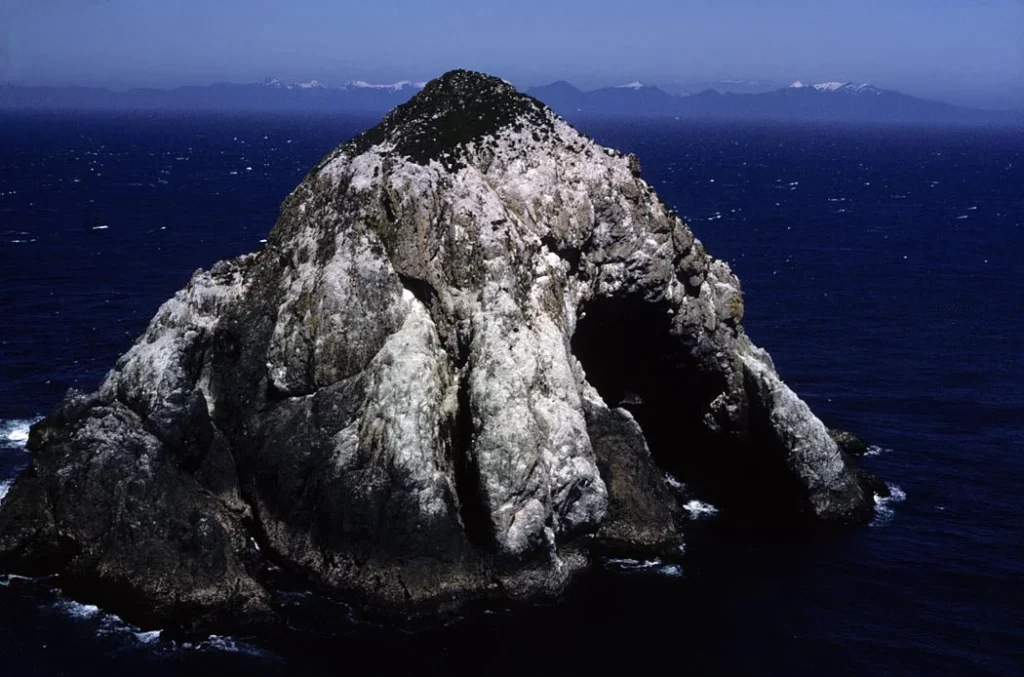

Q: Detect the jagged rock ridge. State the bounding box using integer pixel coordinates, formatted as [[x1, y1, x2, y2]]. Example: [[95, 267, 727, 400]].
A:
[[0, 70, 880, 634]]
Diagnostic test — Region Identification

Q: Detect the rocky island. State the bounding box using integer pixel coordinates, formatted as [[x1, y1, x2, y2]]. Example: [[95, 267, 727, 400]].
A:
[[0, 70, 882, 635]]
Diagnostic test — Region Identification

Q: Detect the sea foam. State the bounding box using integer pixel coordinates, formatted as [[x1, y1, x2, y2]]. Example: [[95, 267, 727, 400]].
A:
[[54, 599, 102, 620], [603, 557, 683, 578], [683, 500, 719, 519], [50, 592, 276, 658], [871, 483, 907, 527], [1, 418, 41, 449]]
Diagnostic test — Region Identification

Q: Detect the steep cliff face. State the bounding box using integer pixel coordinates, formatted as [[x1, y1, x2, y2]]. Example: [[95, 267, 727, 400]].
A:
[[0, 70, 879, 634]]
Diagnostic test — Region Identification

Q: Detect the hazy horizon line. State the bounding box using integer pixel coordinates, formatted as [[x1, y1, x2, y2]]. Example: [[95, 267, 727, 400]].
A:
[[3, 73, 1021, 113]]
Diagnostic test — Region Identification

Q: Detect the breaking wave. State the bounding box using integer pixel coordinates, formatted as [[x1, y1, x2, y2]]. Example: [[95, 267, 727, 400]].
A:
[[1, 418, 41, 450], [661, 475, 718, 520], [682, 500, 719, 519], [663, 474, 687, 494], [48, 592, 278, 658], [199, 635, 278, 657], [871, 483, 907, 527], [53, 599, 102, 620], [602, 557, 683, 577]]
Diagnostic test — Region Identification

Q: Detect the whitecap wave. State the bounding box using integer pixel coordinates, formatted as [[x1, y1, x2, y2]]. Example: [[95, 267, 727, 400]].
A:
[[871, 483, 907, 527], [0, 479, 12, 505], [683, 499, 719, 519], [863, 444, 893, 457], [1, 417, 41, 450]]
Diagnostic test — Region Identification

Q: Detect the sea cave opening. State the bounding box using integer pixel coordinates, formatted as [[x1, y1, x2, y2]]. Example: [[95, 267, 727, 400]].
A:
[[571, 295, 804, 521]]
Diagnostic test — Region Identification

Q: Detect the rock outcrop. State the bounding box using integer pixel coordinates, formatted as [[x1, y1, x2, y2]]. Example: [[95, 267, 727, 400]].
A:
[[0, 70, 880, 634]]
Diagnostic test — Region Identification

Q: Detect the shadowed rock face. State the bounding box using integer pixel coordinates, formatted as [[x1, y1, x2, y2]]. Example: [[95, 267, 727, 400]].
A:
[[0, 70, 880, 634]]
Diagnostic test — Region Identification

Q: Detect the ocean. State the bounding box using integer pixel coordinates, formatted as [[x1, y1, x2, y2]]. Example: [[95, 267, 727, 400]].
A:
[[1, 111, 1021, 676]]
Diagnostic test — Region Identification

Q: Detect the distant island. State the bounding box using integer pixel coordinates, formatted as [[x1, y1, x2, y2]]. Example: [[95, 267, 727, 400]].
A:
[[1, 77, 1020, 126]]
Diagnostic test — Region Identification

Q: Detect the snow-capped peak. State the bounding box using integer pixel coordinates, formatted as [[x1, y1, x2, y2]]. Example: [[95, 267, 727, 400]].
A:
[[616, 81, 645, 90], [298, 80, 325, 89], [799, 81, 883, 95], [845, 83, 883, 94], [812, 81, 847, 92], [788, 81, 884, 95], [345, 80, 425, 93]]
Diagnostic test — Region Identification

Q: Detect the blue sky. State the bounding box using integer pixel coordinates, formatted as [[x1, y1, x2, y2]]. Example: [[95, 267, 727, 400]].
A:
[[2, 0, 1022, 108]]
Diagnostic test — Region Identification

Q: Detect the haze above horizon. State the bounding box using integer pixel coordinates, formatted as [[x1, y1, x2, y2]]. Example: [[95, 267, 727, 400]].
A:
[[2, 0, 1022, 109]]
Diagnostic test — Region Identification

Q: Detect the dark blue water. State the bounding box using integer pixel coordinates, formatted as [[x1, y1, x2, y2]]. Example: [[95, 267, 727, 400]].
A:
[[1, 112, 1021, 676]]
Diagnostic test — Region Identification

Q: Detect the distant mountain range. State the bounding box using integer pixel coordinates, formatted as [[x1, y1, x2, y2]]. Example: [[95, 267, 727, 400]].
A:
[[527, 80, 1022, 126], [0, 78, 426, 113], [1, 77, 1020, 126], [658, 79, 785, 96]]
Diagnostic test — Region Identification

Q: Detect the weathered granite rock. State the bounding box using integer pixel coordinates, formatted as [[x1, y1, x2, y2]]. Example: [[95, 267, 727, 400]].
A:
[[0, 70, 880, 633], [829, 428, 870, 457], [584, 403, 681, 556]]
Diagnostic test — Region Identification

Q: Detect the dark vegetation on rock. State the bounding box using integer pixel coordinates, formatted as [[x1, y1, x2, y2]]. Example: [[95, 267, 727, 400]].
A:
[[343, 70, 554, 171], [0, 70, 884, 636]]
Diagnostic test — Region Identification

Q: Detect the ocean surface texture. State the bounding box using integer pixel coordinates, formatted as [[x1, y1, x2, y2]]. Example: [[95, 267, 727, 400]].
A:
[[1, 112, 1021, 676]]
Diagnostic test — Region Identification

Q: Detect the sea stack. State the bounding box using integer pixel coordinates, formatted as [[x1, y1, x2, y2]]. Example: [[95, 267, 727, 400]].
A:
[[0, 70, 880, 635]]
